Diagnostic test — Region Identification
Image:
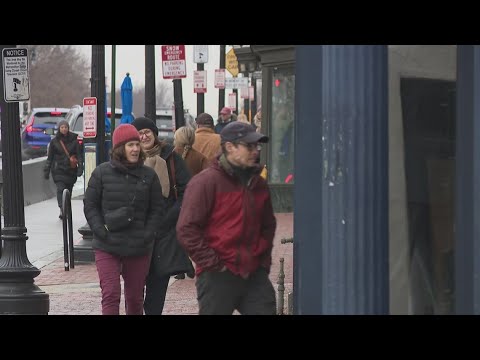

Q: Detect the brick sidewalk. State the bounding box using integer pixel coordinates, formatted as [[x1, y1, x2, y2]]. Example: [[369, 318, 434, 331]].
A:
[[35, 213, 293, 315]]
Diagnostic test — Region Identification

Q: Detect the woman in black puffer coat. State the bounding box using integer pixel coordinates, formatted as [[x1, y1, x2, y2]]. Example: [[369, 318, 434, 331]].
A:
[[43, 120, 83, 219], [83, 124, 166, 315]]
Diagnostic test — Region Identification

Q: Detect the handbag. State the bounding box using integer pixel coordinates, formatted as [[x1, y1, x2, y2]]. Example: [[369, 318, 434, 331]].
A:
[[104, 183, 137, 232], [104, 206, 134, 232], [59, 140, 78, 169]]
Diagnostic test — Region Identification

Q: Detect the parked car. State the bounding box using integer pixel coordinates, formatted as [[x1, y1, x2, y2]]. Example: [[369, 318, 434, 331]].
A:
[[155, 107, 195, 144], [65, 105, 129, 149], [21, 107, 70, 160]]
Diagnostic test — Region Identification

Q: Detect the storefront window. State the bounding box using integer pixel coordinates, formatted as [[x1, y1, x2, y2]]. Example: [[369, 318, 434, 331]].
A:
[[269, 66, 295, 184], [389, 45, 456, 314]]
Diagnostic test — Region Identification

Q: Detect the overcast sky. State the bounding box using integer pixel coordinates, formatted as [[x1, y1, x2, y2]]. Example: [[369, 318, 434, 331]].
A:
[[75, 45, 235, 117]]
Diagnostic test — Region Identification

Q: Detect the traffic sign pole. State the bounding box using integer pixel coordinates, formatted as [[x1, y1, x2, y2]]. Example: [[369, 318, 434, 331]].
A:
[[219, 45, 226, 113], [197, 63, 205, 115]]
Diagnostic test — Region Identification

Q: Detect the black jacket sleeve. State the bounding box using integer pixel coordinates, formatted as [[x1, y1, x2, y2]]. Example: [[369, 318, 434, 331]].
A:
[[144, 170, 167, 236], [83, 166, 107, 239]]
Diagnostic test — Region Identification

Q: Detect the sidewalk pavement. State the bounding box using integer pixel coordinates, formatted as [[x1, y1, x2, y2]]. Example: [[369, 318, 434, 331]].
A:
[[34, 212, 294, 315]]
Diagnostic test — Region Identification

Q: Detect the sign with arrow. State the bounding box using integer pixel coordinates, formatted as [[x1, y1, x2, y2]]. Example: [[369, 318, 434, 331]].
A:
[[83, 97, 97, 138], [194, 45, 208, 63]]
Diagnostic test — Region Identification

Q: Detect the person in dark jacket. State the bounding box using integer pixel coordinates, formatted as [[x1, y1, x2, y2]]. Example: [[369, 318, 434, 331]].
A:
[[177, 121, 277, 315], [83, 124, 166, 315], [132, 117, 193, 315], [214, 107, 237, 134], [44, 120, 83, 219]]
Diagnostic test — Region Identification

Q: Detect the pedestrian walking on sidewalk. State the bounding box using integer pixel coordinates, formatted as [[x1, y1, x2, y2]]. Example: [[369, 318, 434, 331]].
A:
[[83, 124, 166, 315], [177, 121, 277, 315], [192, 112, 221, 163], [132, 117, 194, 315], [174, 126, 209, 177], [215, 107, 237, 134], [43, 120, 83, 219]]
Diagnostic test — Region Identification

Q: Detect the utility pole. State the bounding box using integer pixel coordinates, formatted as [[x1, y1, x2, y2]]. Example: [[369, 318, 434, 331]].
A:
[[145, 45, 156, 121], [111, 45, 116, 133], [92, 45, 106, 164], [197, 62, 205, 115], [219, 45, 226, 113], [74, 45, 106, 264], [173, 79, 185, 129], [0, 45, 49, 314]]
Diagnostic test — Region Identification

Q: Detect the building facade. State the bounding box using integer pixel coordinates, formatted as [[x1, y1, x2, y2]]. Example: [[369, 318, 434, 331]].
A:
[[244, 45, 480, 314]]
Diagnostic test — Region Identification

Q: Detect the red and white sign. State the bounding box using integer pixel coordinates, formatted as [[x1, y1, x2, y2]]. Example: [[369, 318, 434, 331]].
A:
[[214, 69, 225, 89], [228, 93, 236, 111], [194, 70, 207, 93], [240, 86, 249, 99], [83, 97, 97, 138], [161, 45, 186, 79], [249, 86, 255, 100]]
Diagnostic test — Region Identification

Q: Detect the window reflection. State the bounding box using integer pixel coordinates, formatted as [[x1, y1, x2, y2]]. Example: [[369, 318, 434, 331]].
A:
[[270, 66, 295, 184]]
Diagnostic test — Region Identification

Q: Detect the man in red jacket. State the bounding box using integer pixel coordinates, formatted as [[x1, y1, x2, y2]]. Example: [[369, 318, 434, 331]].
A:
[[177, 121, 277, 315]]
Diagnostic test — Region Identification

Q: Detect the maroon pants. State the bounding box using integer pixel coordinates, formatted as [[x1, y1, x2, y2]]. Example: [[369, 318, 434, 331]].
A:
[[95, 249, 151, 315]]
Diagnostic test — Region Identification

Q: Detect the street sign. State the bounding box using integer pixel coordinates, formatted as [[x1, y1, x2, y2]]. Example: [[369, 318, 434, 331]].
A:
[[228, 93, 237, 111], [249, 86, 255, 100], [240, 86, 249, 99], [214, 69, 225, 89], [226, 48, 239, 77], [2, 48, 30, 102], [161, 45, 187, 79], [194, 45, 208, 63], [194, 70, 207, 93], [83, 97, 97, 138], [252, 70, 262, 79], [225, 77, 248, 89]]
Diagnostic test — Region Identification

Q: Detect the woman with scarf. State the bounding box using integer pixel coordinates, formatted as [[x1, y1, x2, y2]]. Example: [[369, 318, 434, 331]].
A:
[[132, 117, 193, 315]]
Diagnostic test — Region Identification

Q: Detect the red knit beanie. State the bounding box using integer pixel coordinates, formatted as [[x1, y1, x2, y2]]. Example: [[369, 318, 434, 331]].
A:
[[113, 124, 140, 148]]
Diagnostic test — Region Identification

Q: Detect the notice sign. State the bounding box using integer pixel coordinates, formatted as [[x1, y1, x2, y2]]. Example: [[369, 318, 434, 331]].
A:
[[214, 69, 225, 89], [162, 45, 186, 79], [194, 70, 207, 93], [2, 48, 30, 102], [83, 97, 97, 138]]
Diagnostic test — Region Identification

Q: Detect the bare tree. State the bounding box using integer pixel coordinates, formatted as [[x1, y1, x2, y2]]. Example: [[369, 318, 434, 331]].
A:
[[156, 81, 173, 108], [22, 45, 90, 108]]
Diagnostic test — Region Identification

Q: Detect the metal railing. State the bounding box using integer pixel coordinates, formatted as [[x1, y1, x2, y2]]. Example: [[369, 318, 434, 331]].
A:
[[277, 237, 294, 315], [62, 189, 74, 271]]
